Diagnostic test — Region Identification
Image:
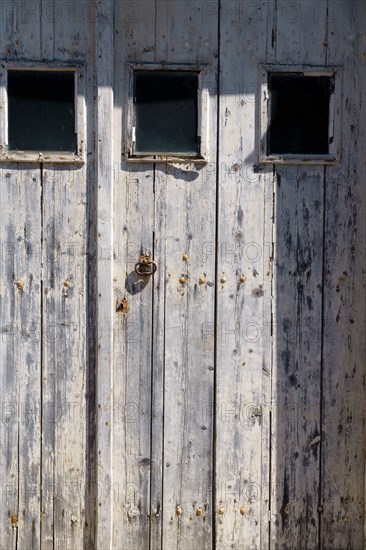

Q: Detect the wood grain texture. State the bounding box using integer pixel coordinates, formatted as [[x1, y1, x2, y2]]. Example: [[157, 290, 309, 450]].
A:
[[40, 3, 90, 547], [112, 2, 155, 548], [321, 2, 366, 548], [0, 4, 43, 549], [41, 165, 88, 549], [0, 1, 364, 549], [215, 2, 271, 548], [0, 167, 42, 550], [153, 3, 218, 550], [95, 1, 115, 547], [270, 2, 328, 547], [271, 165, 325, 548]]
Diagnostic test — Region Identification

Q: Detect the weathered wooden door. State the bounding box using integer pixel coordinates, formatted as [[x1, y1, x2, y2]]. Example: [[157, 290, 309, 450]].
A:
[[0, 1, 365, 549], [106, 1, 272, 548], [101, 2, 366, 549], [0, 3, 95, 548], [108, 4, 219, 549], [0, 140, 93, 548]]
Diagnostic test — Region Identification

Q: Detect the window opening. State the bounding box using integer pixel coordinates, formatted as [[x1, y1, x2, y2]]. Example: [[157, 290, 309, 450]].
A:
[[133, 70, 199, 155], [8, 70, 76, 152], [126, 64, 209, 163], [259, 65, 341, 165], [268, 73, 332, 155]]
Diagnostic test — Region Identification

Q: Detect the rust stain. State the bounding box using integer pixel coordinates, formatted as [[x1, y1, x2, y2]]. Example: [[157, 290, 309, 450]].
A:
[[116, 298, 129, 313], [11, 514, 18, 527], [15, 279, 24, 291]]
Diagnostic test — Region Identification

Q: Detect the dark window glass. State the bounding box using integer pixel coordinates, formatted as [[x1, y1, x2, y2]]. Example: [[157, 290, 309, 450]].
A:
[[134, 71, 198, 155], [8, 70, 76, 152], [268, 73, 332, 155]]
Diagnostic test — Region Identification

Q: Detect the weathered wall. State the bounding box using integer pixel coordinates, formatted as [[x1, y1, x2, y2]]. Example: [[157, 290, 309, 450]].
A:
[[0, 1, 365, 549]]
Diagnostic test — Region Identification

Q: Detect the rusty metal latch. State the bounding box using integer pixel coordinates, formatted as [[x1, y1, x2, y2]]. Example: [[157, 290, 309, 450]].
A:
[[135, 254, 157, 276]]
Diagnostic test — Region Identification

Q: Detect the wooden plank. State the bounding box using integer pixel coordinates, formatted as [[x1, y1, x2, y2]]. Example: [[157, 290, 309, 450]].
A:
[[0, 4, 43, 549], [0, 167, 42, 550], [52, 0, 92, 61], [153, 2, 218, 549], [215, 1, 271, 548], [15, 172, 42, 550], [321, 1, 366, 548], [40, 0, 54, 59], [41, 165, 88, 549], [112, 2, 156, 548], [150, 166, 167, 550], [4, 0, 42, 59], [38, 3, 91, 547], [95, 1, 115, 547], [269, 1, 328, 547], [50, 4, 97, 544], [271, 166, 325, 548]]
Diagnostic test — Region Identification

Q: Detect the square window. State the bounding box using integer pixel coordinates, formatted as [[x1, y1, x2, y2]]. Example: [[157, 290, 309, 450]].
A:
[[8, 70, 76, 152], [260, 65, 341, 165], [268, 73, 331, 155], [0, 64, 85, 163], [134, 71, 198, 155], [126, 64, 209, 162]]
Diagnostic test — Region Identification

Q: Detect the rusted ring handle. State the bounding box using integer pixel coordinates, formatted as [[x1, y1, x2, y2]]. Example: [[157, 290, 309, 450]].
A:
[[135, 259, 157, 276]]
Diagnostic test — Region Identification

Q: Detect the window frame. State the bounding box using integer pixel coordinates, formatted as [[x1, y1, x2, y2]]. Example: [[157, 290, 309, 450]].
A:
[[259, 64, 342, 165], [0, 61, 85, 164], [126, 62, 209, 164]]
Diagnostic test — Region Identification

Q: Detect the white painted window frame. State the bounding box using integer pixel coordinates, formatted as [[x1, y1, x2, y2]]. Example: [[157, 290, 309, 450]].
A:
[[259, 64, 342, 165], [126, 62, 209, 164], [0, 61, 86, 164]]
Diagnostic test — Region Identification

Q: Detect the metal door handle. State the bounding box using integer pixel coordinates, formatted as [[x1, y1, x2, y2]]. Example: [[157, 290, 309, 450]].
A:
[[135, 254, 157, 276]]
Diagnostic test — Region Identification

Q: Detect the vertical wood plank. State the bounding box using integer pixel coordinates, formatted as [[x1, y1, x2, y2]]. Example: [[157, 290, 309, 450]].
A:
[[51, 3, 97, 545], [216, 1, 271, 548], [0, 4, 43, 549], [321, 1, 366, 548], [150, 166, 167, 550], [39, 3, 92, 547], [0, 167, 42, 550], [271, 166, 324, 548], [4, 0, 42, 59], [153, 2, 218, 549], [41, 165, 88, 549], [270, 1, 328, 547], [112, 2, 156, 548], [40, 0, 54, 60], [95, 1, 114, 547]]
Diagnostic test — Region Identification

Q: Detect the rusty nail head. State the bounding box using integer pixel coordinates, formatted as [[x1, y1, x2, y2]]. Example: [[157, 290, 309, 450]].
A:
[[16, 279, 24, 290], [11, 515, 18, 526]]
